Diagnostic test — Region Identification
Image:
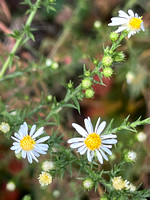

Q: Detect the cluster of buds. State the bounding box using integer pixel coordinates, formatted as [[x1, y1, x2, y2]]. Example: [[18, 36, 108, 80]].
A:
[[46, 59, 59, 70]]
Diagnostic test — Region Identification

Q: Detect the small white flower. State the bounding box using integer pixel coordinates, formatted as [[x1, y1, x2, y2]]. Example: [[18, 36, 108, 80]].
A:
[[127, 183, 136, 191], [10, 122, 50, 163], [126, 72, 135, 84], [108, 9, 145, 38], [38, 171, 52, 186], [6, 181, 16, 191], [136, 132, 147, 142], [68, 117, 117, 164], [0, 122, 10, 133], [127, 151, 137, 162]]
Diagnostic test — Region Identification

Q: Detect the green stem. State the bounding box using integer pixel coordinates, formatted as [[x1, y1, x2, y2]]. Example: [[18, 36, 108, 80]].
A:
[[0, 0, 41, 79]]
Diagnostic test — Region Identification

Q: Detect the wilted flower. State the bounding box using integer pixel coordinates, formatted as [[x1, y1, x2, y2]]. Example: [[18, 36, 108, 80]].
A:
[[42, 160, 54, 171], [68, 117, 117, 164], [38, 171, 52, 186], [10, 122, 50, 163], [108, 9, 145, 38], [0, 122, 10, 133]]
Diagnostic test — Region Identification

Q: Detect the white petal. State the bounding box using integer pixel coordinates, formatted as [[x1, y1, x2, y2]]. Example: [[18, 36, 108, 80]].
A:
[[32, 150, 40, 157], [15, 148, 22, 154], [20, 125, 26, 137], [36, 144, 49, 151], [101, 146, 112, 155], [22, 150, 26, 158], [108, 17, 128, 26], [34, 147, 47, 155], [72, 123, 88, 137], [96, 121, 106, 135], [27, 152, 33, 163], [101, 134, 117, 139], [102, 139, 117, 144], [10, 145, 20, 150], [77, 145, 86, 152], [128, 9, 134, 17], [115, 26, 127, 33], [35, 136, 50, 143], [14, 132, 22, 140], [70, 142, 84, 149], [96, 149, 103, 164], [30, 151, 38, 162], [29, 124, 36, 136], [13, 142, 20, 146], [102, 144, 112, 148], [84, 117, 93, 133], [11, 136, 20, 142], [68, 137, 85, 143], [87, 150, 92, 162], [23, 122, 28, 135], [141, 23, 145, 31], [32, 127, 44, 139], [79, 146, 87, 155], [99, 149, 108, 161], [118, 10, 130, 19], [95, 117, 101, 133]]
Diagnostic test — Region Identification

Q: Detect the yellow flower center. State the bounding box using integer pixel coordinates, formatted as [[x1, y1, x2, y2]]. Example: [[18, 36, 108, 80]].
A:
[[20, 135, 35, 151], [84, 133, 101, 150], [38, 172, 52, 186], [129, 17, 142, 30]]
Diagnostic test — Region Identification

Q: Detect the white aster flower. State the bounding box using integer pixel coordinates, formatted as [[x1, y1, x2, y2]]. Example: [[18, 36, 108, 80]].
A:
[[38, 171, 52, 186], [0, 122, 10, 133], [127, 151, 137, 162], [108, 9, 145, 38], [42, 160, 54, 171], [10, 122, 50, 163], [68, 117, 117, 164]]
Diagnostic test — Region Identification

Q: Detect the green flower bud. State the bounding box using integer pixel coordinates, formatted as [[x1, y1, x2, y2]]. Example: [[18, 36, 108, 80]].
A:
[[102, 56, 113, 67], [82, 78, 92, 89], [93, 58, 98, 65], [22, 195, 32, 200], [124, 151, 137, 163], [100, 196, 109, 200], [67, 81, 74, 89], [114, 52, 125, 62], [84, 70, 91, 77], [85, 88, 94, 98], [46, 95, 53, 102], [103, 67, 113, 78], [51, 62, 59, 70], [83, 178, 94, 190], [110, 32, 119, 42]]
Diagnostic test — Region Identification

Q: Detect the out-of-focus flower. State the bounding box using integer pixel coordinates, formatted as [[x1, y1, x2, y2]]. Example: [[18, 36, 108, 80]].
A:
[[10, 122, 50, 163], [108, 9, 145, 38], [125, 150, 137, 162], [6, 181, 16, 191], [38, 171, 52, 186], [83, 178, 94, 190], [127, 183, 136, 191], [112, 176, 127, 190], [46, 59, 53, 66], [136, 132, 147, 142], [52, 190, 61, 198], [94, 20, 102, 29], [42, 160, 54, 171], [126, 71, 135, 84], [68, 117, 117, 164], [22, 194, 32, 200], [0, 122, 10, 133]]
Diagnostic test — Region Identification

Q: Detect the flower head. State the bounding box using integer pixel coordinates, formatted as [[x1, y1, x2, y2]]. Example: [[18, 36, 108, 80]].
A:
[[136, 131, 147, 142], [125, 150, 137, 162], [68, 117, 117, 164], [83, 178, 94, 190], [108, 9, 145, 38], [112, 176, 126, 190], [38, 171, 52, 186], [42, 160, 54, 171], [0, 122, 10, 133], [6, 181, 16, 191], [127, 183, 136, 191], [10, 122, 50, 163]]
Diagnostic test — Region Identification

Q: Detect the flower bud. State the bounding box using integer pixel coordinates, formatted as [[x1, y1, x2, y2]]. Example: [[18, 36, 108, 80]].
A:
[[47, 95, 53, 102], [51, 62, 59, 70], [103, 67, 113, 78], [22, 195, 32, 200], [85, 88, 94, 98], [110, 32, 119, 41], [46, 59, 53, 67], [67, 81, 74, 89], [83, 178, 94, 190], [84, 70, 91, 77], [6, 181, 16, 191], [102, 55, 113, 67], [94, 21, 102, 29], [124, 151, 137, 162], [0, 122, 10, 133], [114, 52, 125, 62], [82, 78, 92, 89]]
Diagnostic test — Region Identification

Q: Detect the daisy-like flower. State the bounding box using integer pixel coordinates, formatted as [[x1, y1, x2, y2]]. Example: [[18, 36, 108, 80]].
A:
[[0, 122, 10, 133], [38, 171, 52, 186], [10, 122, 50, 163], [68, 117, 117, 164], [108, 9, 145, 38]]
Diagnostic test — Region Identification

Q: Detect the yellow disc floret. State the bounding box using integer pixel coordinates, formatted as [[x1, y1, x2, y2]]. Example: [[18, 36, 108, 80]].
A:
[[84, 133, 101, 150], [129, 17, 142, 30], [20, 135, 35, 151]]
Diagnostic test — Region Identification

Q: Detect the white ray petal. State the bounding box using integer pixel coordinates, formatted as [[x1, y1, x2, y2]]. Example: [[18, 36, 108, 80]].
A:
[[95, 117, 101, 133], [32, 150, 40, 157], [78, 146, 87, 155], [30, 151, 38, 162], [27, 152, 33, 163], [10, 145, 20, 150], [87, 150, 92, 162], [87, 117, 93, 133], [101, 134, 117, 139], [72, 123, 88, 137], [32, 127, 44, 139], [97, 121, 106, 135], [96, 149, 103, 164], [102, 139, 117, 144], [68, 137, 85, 143], [23, 122, 28, 136], [128, 9, 134, 17], [36, 136, 50, 143], [84, 118, 92, 134], [101, 146, 112, 155], [102, 144, 112, 148], [118, 10, 130, 19], [22, 150, 26, 158], [14, 132, 22, 140], [29, 124, 36, 136], [11, 136, 20, 142], [115, 26, 127, 33], [99, 149, 108, 161], [15, 147, 22, 154], [70, 142, 84, 149]]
